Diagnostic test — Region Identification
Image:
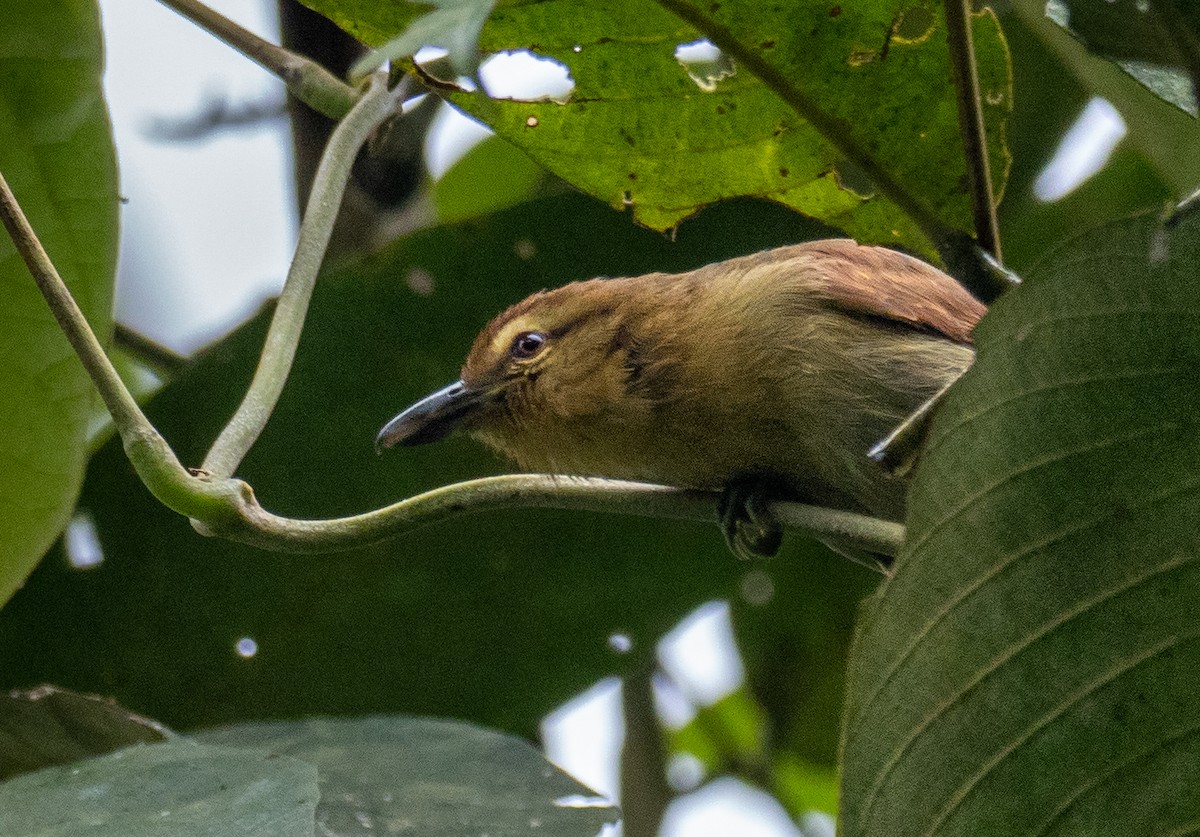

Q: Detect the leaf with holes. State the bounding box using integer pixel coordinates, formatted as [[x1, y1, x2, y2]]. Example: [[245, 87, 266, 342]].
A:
[[840, 209, 1200, 836], [300, 0, 1012, 256], [0, 0, 118, 606]]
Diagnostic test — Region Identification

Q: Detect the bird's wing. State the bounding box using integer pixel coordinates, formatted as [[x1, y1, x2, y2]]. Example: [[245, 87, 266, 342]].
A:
[[801, 240, 987, 345]]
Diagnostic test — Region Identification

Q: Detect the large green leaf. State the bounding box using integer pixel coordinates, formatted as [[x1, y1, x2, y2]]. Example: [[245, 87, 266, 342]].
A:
[[0, 194, 873, 739], [0, 740, 319, 836], [197, 716, 619, 836], [840, 209, 1200, 835], [302, 0, 1011, 255], [0, 1, 118, 605]]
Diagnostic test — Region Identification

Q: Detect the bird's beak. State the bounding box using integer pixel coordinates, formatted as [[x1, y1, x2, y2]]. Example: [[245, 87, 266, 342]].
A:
[[375, 379, 486, 452]]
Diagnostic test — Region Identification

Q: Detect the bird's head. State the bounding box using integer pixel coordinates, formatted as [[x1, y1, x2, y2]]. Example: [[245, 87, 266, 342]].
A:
[[376, 278, 639, 463]]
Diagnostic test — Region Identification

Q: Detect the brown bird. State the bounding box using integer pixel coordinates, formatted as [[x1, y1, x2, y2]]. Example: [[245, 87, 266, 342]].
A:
[[377, 240, 985, 562]]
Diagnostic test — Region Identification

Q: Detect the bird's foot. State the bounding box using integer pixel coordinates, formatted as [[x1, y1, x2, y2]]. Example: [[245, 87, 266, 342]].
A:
[[718, 480, 783, 560]]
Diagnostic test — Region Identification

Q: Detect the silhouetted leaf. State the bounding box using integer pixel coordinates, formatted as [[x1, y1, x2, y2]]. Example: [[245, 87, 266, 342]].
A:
[[1046, 0, 1200, 115]]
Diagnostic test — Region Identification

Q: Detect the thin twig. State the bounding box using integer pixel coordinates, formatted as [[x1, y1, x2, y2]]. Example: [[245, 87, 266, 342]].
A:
[[196, 473, 907, 560], [944, 0, 1001, 260], [0, 174, 157, 445], [620, 662, 673, 837], [869, 375, 961, 476], [202, 74, 407, 478], [156, 0, 360, 119], [652, 0, 958, 254], [114, 323, 190, 377]]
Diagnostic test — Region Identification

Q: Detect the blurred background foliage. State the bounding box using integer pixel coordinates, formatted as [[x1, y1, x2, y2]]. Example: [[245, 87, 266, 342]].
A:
[[0, 0, 1197, 834]]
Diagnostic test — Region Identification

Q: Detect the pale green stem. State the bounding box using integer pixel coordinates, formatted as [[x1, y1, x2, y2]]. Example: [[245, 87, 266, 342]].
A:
[[0, 169, 234, 521], [202, 74, 404, 478], [197, 473, 905, 560], [156, 0, 359, 118]]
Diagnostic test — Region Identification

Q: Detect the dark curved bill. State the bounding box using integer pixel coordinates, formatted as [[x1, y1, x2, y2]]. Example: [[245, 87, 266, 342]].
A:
[[375, 380, 484, 452]]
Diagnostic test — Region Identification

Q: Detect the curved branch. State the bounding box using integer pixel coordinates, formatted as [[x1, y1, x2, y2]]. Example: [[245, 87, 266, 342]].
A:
[[202, 74, 407, 478], [0, 176, 908, 563], [193, 472, 906, 561], [157, 0, 360, 119]]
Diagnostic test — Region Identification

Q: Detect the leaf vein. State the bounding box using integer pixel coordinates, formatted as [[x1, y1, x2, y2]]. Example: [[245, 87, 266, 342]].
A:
[[1029, 722, 1200, 837], [910, 420, 1174, 559], [924, 365, 1180, 460], [848, 471, 1200, 755], [921, 631, 1200, 837], [854, 550, 1198, 830]]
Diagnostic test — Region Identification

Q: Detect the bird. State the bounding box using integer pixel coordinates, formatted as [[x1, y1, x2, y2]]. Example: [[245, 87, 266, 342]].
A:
[[376, 239, 986, 565]]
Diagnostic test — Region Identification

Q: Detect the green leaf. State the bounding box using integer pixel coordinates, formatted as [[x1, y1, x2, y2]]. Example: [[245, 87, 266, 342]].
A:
[[0, 740, 319, 836], [434, 135, 547, 223], [668, 689, 770, 776], [995, 4, 1173, 269], [196, 716, 619, 836], [0, 1, 118, 606], [301, 0, 1013, 255], [0, 686, 171, 781], [1046, 0, 1200, 116], [840, 209, 1200, 836]]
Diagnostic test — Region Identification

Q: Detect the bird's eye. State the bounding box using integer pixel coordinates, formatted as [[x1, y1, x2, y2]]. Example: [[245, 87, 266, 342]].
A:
[[510, 331, 547, 359]]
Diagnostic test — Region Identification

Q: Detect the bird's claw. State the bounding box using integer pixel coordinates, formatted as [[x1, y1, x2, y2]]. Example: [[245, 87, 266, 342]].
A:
[[718, 480, 783, 560]]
